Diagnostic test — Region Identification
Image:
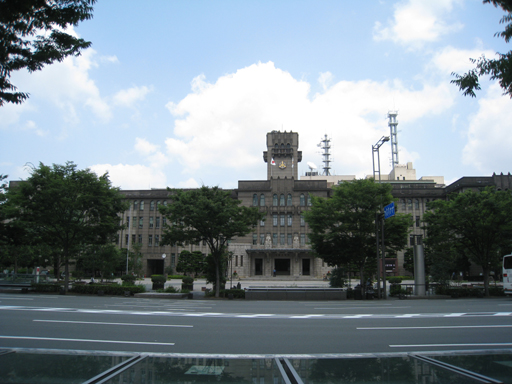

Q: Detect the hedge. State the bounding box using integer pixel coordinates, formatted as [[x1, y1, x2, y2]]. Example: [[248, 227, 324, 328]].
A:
[[434, 285, 504, 297], [205, 288, 245, 299], [31, 283, 62, 292], [71, 284, 146, 295]]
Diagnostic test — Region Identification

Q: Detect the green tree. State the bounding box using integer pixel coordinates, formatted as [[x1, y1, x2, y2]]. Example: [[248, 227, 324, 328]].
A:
[[423, 187, 512, 296], [304, 179, 409, 293], [4, 162, 127, 291], [176, 250, 206, 277], [159, 186, 264, 297], [0, 0, 96, 106], [451, 0, 512, 98], [127, 242, 144, 277], [77, 243, 124, 282]]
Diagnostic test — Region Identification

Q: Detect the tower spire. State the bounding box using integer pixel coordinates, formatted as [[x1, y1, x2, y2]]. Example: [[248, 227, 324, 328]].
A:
[[388, 111, 399, 169]]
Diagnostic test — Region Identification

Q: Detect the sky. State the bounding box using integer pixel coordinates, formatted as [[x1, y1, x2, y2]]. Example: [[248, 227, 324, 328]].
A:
[[1, 0, 511, 190]]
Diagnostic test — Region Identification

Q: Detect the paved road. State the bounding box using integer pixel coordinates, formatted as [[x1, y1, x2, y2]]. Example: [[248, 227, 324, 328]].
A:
[[1, 292, 512, 355]]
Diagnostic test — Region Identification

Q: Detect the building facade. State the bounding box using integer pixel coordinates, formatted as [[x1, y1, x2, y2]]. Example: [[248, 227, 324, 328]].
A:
[[115, 130, 511, 278]]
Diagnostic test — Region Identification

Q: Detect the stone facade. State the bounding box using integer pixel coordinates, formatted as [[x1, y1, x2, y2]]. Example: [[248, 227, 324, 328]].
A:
[[113, 130, 511, 279]]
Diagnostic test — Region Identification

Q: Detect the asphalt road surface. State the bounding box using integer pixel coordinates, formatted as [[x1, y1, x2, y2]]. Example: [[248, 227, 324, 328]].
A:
[[1, 293, 512, 355]]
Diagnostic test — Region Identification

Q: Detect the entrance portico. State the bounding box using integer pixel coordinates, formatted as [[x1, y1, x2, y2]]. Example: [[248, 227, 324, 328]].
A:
[[247, 249, 313, 278]]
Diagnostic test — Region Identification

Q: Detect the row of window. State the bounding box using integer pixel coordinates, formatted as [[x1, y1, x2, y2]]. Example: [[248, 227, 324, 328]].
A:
[[398, 198, 436, 211], [252, 193, 312, 207], [266, 214, 306, 227], [127, 216, 167, 229], [229, 255, 244, 267], [131, 200, 168, 211], [252, 233, 308, 246]]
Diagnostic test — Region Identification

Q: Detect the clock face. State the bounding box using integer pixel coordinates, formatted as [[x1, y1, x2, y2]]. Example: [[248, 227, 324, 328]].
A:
[[279, 161, 286, 169]]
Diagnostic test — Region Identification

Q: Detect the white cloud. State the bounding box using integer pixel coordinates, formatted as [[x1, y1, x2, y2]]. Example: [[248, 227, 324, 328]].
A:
[[163, 61, 454, 181], [318, 72, 334, 91], [374, 0, 463, 48], [7, 48, 111, 125], [89, 163, 167, 190], [462, 83, 512, 173], [113, 85, 152, 108], [22, 120, 48, 137], [134, 137, 169, 168], [428, 45, 497, 74]]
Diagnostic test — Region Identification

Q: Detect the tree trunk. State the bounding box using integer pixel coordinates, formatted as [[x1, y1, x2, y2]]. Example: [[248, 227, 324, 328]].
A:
[[359, 265, 365, 299], [483, 266, 490, 297], [215, 260, 220, 298]]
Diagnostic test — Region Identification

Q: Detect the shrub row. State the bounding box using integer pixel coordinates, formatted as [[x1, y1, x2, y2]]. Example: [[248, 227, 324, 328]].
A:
[[205, 288, 245, 299], [31, 283, 62, 292], [434, 285, 504, 297], [71, 284, 146, 295]]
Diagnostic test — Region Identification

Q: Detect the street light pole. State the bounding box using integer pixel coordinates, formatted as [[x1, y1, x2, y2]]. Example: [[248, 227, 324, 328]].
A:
[[372, 136, 390, 300]]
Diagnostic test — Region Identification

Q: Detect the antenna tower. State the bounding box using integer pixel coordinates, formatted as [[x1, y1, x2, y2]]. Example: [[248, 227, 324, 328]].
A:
[[388, 111, 399, 168], [318, 134, 332, 176]]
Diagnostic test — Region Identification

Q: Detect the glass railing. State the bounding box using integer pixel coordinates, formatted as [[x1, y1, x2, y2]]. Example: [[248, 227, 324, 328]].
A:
[[0, 349, 510, 384]]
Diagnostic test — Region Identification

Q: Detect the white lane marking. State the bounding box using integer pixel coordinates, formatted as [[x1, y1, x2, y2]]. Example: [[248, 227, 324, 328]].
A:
[[358, 325, 512, 330], [444, 313, 466, 317], [494, 312, 512, 316], [237, 314, 275, 318], [0, 297, 34, 300], [343, 315, 372, 319], [290, 315, 324, 319], [395, 314, 420, 318], [314, 306, 411, 310], [391, 343, 512, 348], [33, 319, 193, 328], [0, 335, 175, 346]]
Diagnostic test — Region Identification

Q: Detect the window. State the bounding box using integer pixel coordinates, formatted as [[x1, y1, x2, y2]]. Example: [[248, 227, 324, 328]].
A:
[[139, 217, 143, 229], [300, 233, 306, 246], [300, 215, 305, 227], [125, 234, 128, 246], [253, 194, 258, 206], [133, 201, 138, 210], [132, 234, 136, 244], [150, 201, 155, 211], [149, 217, 154, 228], [171, 253, 175, 267], [162, 217, 167, 226], [156, 217, 160, 229], [415, 199, 420, 210], [155, 234, 159, 246], [163, 201, 167, 206], [157, 201, 161, 208], [235, 255, 238, 267], [260, 194, 265, 206], [260, 219, 265, 227], [126, 216, 130, 227], [138, 234, 142, 244], [280, 214, 285, 226], [410, 235, 415, 246], [287, 194, 292, 206], [280, 194, 285, 206], [148, 235, 153, 246], [133, 216, 137, 228], [273, 194, 278, 206], [273, 214, 278, 226], [287, 234, 292, 245], [401, 199, 406, 211], [307, 194, 312, 206], [280, 234, 285, 245], [287, 214, 292, 226], [300, 194, 305, 206], [407, 199, 412, 210], [241, 255, 243, 266], [253, 234, 257, 245], [416, 216, 420, 227], [273, 233, 278, 245], [140, 201, 144, 211], [260, 234, 265, 245]]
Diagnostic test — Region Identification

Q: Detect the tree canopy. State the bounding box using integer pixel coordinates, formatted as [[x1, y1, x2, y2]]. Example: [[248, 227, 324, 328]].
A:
[[0, 0, 96, 106], [423, 187, 512, 295], [176, 250, 206, 277], [304, 178, 410, 290], [451, 0, 512, 98], [4, 162, 127, 290], [159, 186, 263, 297]]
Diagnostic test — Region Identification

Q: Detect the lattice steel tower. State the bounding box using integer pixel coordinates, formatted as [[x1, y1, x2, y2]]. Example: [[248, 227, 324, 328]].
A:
[[388, 111, 399, 168], [318, 135, 332, 176]]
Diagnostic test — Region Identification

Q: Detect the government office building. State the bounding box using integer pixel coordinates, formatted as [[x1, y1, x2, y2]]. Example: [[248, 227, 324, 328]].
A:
[[116, 130, 512, 279]]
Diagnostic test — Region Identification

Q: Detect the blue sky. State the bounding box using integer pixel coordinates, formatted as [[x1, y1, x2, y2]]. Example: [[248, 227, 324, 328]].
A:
[[2, 0, 511, 190]]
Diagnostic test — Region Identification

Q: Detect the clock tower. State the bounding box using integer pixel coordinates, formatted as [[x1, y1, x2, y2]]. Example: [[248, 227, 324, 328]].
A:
[[263, 131, 302, 180]]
